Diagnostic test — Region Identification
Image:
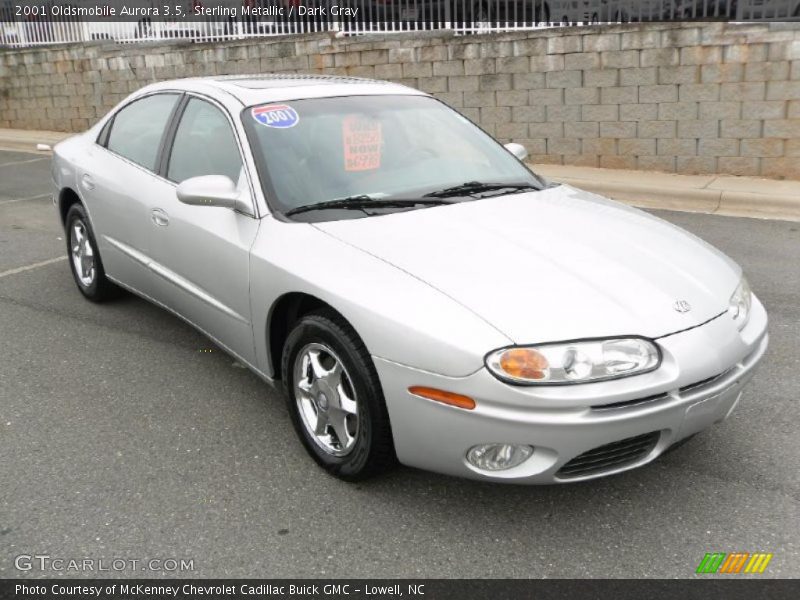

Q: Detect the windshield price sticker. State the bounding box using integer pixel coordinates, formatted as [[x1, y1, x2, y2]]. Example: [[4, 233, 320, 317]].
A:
[[252, 104, 299, 129], [343, 115, 382, 171]]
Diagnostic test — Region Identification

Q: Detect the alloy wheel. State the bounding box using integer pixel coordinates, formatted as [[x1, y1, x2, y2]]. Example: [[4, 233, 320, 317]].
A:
[[293, 342, 360, 457], [70, 220, 95, 287]]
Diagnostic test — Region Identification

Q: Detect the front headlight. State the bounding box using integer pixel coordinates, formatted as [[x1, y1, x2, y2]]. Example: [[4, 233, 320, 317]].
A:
[[729, 276, 752, 330], [485, 338, 661, 385]]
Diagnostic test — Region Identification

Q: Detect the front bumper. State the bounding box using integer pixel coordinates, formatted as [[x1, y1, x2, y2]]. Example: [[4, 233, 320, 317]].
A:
[[374, 297, 768, 483]]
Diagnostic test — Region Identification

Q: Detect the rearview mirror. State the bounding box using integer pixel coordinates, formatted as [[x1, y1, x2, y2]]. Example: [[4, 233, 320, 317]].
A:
[[176, 175, 241, 210], [504, 143, 528, 162]]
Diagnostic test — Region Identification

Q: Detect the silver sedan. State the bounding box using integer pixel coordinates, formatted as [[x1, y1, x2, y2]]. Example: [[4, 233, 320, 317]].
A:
[[52, 75, 768, 483]]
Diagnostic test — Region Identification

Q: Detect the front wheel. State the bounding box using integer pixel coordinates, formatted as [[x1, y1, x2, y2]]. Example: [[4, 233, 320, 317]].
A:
[[282, 310, 396, 481], [65, 204, 119, 302]]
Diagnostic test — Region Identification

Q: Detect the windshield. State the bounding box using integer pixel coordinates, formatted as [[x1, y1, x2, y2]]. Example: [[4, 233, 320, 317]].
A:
[[241, 95, 543, 220]]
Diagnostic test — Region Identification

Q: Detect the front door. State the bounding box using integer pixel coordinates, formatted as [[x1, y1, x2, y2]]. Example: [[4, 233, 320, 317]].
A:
[[147, 96, 259, 365]]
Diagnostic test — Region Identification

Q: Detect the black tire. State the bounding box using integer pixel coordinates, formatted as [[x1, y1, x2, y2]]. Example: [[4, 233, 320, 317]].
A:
[[281, 310, 396, 481], [65, 204, 120, 302]]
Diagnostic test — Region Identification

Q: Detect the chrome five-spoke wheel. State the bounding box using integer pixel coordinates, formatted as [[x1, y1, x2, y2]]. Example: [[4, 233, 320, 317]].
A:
[[283, 310, 396, 480], [293, 342, 359, 457], [64, 203, 119, 302], [70, 220, 95, 287]]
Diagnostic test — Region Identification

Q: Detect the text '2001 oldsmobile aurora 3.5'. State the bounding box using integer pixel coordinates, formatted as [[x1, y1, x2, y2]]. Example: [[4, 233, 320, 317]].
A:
[[52, 74, 768, 483]]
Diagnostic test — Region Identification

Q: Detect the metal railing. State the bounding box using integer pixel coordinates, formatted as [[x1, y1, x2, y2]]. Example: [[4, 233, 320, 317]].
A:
[[1, 1, 795, 48]]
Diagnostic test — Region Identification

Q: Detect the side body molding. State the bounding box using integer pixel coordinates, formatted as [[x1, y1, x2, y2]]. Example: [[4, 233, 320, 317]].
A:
[[102, 235, 249, 325]]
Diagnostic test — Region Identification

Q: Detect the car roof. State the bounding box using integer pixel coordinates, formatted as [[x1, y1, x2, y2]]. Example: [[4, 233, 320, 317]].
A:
[[142, 74, 426, 107]]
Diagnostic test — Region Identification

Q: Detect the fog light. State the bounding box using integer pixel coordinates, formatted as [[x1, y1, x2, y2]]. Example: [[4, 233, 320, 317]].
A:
[[466, 443, 534, 471]]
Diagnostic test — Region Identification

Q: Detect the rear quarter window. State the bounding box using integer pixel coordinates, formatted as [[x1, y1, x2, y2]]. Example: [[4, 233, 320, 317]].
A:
[[106, 94, 179, 172]]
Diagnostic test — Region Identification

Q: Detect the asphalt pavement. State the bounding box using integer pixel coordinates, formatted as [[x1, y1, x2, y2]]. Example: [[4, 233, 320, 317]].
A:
[[1, 149, 798, 578]]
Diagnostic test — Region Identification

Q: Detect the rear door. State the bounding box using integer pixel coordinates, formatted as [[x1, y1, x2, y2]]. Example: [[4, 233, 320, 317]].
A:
[[84, 92, 181, 296], [148, 95, 260, 365]]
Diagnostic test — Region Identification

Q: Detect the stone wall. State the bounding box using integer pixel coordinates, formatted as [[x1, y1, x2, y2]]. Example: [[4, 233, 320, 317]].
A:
[[1, 22, 799, 178]]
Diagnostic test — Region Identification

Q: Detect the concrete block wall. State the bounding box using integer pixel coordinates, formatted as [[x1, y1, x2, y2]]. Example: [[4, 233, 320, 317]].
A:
[[1, 22, 799, 178]]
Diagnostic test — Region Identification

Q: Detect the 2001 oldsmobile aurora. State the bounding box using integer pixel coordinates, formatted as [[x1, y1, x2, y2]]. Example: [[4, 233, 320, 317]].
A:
[[52, 75, 768, 483]]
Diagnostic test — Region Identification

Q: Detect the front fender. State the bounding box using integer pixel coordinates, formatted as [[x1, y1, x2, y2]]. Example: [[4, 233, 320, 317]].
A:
[[250, 216, 512, 378]]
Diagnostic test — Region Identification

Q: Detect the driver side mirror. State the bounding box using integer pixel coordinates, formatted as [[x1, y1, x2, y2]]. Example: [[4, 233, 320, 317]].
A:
[[504, 142, 528, 162], [176, 175, 242, 210]]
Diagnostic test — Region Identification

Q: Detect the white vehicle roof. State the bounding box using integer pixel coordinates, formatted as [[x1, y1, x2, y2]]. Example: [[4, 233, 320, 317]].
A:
[[140, 74, 426, 107]]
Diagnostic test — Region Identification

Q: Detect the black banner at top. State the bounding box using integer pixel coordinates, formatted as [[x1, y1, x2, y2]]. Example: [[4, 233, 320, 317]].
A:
[[2, 0, 800, 24]]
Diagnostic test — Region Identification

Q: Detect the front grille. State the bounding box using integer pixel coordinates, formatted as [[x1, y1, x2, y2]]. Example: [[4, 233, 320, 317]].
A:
[[591, 368, 737, 412], [679, 368, 734, 394], [556, 431, 660, 479]]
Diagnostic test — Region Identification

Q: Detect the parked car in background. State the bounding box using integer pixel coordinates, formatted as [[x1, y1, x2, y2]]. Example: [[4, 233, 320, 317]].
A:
[[335, 0, 551, 28], [76, 0, 156, 40], [549, 0, 599, 23], [738, 0, 800, 18], [79, 0, 244, 41], [1, 0, 78, 44], [0, 0, 19, 45], [595, 0, 666, 22], [664, 0, 736, 18]]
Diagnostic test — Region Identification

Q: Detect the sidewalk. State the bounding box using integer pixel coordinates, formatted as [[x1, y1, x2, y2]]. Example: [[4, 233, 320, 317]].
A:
[[1, 128, 798, 222], [534, 164, 800, 222], [0, 128, 71, 154]]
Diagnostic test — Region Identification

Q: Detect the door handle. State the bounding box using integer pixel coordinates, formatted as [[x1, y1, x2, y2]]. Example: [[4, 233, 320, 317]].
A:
[[151, 208, 169, 227], [81, 173, 95, 191]]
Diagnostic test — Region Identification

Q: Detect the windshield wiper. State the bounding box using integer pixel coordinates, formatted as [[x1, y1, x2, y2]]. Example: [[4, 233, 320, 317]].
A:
[[285, 195, 452, 217], [423, 181, 542, 199]]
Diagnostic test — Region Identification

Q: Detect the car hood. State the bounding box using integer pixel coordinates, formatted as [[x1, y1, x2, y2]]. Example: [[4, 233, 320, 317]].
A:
[[314, 185, 740, 343]]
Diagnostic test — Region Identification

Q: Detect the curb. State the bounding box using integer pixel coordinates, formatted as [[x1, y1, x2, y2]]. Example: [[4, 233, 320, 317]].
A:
[[532, 164, 800, 223], [0, 129, 70, 154]]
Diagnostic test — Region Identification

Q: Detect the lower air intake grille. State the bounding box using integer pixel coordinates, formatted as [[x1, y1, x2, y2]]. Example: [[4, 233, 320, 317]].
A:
[[556, 431, 660, 479]]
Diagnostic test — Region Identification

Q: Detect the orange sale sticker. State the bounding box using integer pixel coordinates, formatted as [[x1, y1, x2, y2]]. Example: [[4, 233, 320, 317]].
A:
[[343, 115, 382, 172]]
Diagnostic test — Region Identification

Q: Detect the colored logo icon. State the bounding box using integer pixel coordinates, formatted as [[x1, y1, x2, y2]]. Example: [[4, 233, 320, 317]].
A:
[[696, 552, 773, 574]]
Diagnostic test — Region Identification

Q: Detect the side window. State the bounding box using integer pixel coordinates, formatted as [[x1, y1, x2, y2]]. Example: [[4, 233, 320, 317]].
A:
[[106, 94, 179, 171], [167, 98, 243, 184]]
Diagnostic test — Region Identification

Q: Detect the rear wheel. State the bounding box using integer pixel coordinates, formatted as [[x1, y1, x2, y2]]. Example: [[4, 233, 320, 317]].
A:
[[282, 310, 396, 481], [65, 204, 119, 302]]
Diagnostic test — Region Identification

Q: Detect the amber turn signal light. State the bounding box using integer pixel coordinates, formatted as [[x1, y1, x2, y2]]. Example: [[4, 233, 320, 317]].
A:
[[408, 386, 476, 410], [498, 348, 549, 380]]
